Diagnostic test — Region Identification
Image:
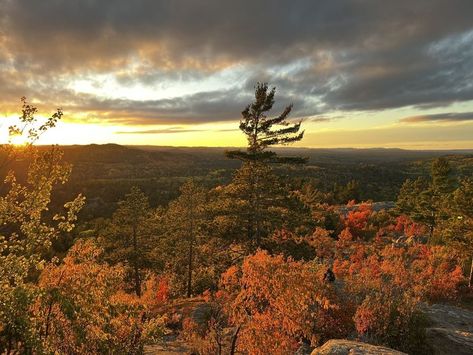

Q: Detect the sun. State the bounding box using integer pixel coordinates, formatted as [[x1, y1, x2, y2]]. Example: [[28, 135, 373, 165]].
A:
[[9, 134, 29, 146]]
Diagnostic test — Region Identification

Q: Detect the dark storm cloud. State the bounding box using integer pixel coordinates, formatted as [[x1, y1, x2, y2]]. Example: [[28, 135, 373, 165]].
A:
[[1, 0, 473, 123], [400, 112, 473, 124], [323, 31, 473, 110], [71, 88, 306, 125], [0, 80, 305, 125], [66, 89, 251, 124]]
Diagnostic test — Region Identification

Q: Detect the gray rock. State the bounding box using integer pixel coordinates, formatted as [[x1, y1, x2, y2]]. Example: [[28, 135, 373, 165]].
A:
[[423, 303, 473, 355], [310, 339, 406, 355], [295, 342, 312, 355]]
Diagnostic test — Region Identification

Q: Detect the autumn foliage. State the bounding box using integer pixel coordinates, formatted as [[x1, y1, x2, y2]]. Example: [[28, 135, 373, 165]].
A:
[[218, 251, 352, 354], [33, 240, 164, 354], [199, 203, 466, 354]]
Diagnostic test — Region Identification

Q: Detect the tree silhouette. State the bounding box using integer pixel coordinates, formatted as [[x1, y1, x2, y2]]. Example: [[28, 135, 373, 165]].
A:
[[222, 83, 307, 248], [226, 82, 306, 164]]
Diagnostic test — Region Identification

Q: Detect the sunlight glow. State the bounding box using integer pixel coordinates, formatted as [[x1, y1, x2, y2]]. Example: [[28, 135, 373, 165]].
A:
[[9, 134, 29, 146]]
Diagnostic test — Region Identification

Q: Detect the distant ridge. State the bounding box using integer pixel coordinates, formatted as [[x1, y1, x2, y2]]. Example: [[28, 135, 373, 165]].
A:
[[33, 144, 473, 165]]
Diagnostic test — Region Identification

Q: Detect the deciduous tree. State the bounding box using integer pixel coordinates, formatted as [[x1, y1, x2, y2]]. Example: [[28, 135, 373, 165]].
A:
[[0, 99, 84, 353]]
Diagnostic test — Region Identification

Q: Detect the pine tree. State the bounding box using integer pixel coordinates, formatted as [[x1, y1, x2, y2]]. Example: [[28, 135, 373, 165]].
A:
[[162, 180, 207, 297], [215, 163, 284, 249], [226, 82, 305, 164], [397, 158, 456, 240], [219, 83, 307, 249], [451, 178, 473, 288], [432, 157, 456, 195], [101, 186, 152, 296]]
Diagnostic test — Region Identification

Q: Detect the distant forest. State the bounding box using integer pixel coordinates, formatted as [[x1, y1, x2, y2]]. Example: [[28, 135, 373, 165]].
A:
[[7, 144, 471, 219]]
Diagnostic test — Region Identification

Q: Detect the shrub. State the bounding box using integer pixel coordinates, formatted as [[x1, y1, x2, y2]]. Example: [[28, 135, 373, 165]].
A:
[[220, 251, 352, 354], [33, 240, 164, 354]]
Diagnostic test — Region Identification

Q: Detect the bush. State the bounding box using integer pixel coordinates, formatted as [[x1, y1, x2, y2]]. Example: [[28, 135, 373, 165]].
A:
[[219, 251, 352, 354], [354, 290, 429, 354], [32, 240, 164, 354]]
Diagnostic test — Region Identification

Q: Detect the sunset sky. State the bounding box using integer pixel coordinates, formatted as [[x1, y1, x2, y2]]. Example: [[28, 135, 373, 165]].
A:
[[1, 0, 473, 149]]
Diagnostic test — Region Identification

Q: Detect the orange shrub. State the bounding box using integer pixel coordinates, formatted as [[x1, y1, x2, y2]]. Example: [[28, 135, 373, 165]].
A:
[[343, 202, 374, 239], [353, 290, 427, 354], [392, 215, 426, 237], [220, 251, 352, 354], [336, 241, 464, 352], [33, 240, 164, 354]]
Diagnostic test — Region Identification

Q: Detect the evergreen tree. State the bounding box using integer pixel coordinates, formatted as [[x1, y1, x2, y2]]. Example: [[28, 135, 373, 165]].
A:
[[398, 159, 473, 285], [162, 180, 208, 297], [214, 163, 285, 249], [226, 82, 305, 164], [432, 157, 456, 195], [397, 158, 455, 240], [333, 180, 360, 204], [101, 186, 152, 296], [450, 178, 473, 288], [219, 83, 307, 249]]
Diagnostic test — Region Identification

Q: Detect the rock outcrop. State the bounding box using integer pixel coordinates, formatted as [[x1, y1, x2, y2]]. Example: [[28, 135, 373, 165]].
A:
[[310, 339, 406, 355], [423, 303, 473, 355]]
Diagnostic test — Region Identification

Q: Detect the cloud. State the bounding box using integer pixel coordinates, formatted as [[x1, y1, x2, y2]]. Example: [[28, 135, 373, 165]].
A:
[[0, 82, 307, 125], [322, 30, 473, 111], [116, 127, 239, 134], [64, 89, 253, 124], [3, 1, 472, 71], [1, 0, 473, 125], [400, 112, 473, 123], [116, 127, 201, 134]]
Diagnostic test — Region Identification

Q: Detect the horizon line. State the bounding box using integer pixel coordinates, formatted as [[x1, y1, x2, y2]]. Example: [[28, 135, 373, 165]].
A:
[[27, 143, 473, 152]]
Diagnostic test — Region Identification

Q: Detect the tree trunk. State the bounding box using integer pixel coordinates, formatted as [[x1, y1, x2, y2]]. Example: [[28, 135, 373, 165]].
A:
[[249, 162, 259, 248], [247, 214, 254, 246], [255, 184, 261, 248], [428, 224, 434, 241], [186, 197, 196, 298], [187, 237, 193, 298], [44, 297, 54, 339], [216, 336, 222, 355], [469, 256, 473, 288], [132, 224, 141, 297], [428, 210, 435, 241], [134, 263, 141, 297], [230, 325, 241, 355], [43, 271, 66, 340]]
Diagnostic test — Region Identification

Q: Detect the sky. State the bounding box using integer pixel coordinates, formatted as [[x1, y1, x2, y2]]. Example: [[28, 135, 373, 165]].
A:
[[1, 0, 473, 149]]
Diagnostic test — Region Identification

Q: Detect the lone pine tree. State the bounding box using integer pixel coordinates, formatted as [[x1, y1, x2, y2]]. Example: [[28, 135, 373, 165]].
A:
[[224, 83, 306, 248], [226, 82, 305, 164]]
